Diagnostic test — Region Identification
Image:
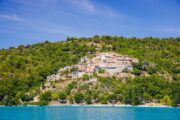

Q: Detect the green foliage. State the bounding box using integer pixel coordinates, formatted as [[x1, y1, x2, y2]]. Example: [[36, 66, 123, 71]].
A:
[[39, 100, 48, 106], [3, 96, 20, 106], [39, 91, 52, 101], [85, 94, 92, 104], [160, 95, 172, 106], [108, 94, 117, 101], [51, 93, 59, 100], [0, 36, 179, 106], [21, 93, 34, 102], [133, 62, 142, 70], [133, 68, 141, 76], [59, 92, 67, 100], [0, 40, 90, 105], [74, 93, 84, 103], [68, 95, 74, 104], [123, 75, 172, 105], [146, 66, 158, 75], [92, 91, 99, 100], [100, 94, 108, 104], [143, 92, 152, 100], [98, 69, 106, 74], [171, 81, 180, 106], [82, 74, 90, 81], [64, 81, 77, 95]]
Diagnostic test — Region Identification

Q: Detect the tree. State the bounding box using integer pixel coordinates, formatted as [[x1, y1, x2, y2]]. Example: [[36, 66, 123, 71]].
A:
[[74, 93, 84, 103], [64, 82, 76, 95], [108, 94, 117, 101], [100, 94, 108, 104], [59, 92, 67, 100], [51, 93, 59, 100], [147, 67, 158, 75], [143, 92, 152, 100], [98, 69, 106, 74], [82, 74, 90, 81], [116, 94, 124, 103], [133, 68, 141, 76], [39, 91, 52, 101], [68, 95, 74, 104], [133, 62, 142, 70], [132, 86, 143, 105], [160, 95, 172, 106], [92, 91, 99, 100], [21, 93, 34, 102], [171, 82, 180, 106], [3, 96, 20, 106], [124, 84, 143, 105], [85, 94, 92, 104]]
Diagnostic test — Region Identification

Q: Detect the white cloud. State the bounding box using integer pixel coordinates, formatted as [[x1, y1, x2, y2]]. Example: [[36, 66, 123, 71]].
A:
[[0, 14, 25, 22], [64, 0, 123, 18], [66, 0, 95, 12], [10, 0, 124, 19], [25, 21, 87, 37]]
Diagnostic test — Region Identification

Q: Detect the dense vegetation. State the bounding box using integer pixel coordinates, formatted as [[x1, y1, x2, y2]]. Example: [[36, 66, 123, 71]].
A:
[[0, 36, 179, 106]]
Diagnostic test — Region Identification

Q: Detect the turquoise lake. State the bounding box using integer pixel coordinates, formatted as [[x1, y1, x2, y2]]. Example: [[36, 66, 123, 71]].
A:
[[0, 106, 180, 120]]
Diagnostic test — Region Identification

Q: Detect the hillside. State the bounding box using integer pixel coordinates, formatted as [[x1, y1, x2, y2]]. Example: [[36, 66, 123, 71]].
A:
[[0, 36, 179, 106]]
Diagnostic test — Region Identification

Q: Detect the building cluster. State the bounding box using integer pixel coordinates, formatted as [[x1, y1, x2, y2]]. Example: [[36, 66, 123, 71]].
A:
[[47, 52, 138, 81]]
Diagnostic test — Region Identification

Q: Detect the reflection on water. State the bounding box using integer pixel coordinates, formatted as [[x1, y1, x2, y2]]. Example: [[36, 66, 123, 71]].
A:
[[0, 106, 180, 120]]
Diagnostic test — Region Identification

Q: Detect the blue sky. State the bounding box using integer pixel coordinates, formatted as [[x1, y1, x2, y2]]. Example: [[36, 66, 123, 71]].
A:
[[0, 0, 180, 48]]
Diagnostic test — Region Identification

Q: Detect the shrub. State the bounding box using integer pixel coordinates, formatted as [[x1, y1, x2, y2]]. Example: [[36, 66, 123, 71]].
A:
[[82, 74, 90, 81], [99, 69, 106, 74], [147, 67, 158, 75], [100, 94, 108, 104], [39, 100, 48, 106], [133, 68, 141, 76], [85, 94, 92, 104], [160, 95, 172, 106], [68, 95, 74, 104], [74, 93, 84, 103], [51, 93, 59, 100], [59, 92, 67, 100], [39, 91, 52, 101], [21, 94, 34, 102]]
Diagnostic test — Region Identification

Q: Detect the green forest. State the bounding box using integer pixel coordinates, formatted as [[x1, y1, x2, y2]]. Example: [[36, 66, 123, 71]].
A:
[[0, 36, 179, 106]]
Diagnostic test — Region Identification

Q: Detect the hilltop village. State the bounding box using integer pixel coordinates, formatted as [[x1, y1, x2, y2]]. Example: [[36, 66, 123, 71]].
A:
[[40, 52, 139, 95], [47, 52, 138, 81], [37, 52, 169, 107], [36, 52, 142, 105]]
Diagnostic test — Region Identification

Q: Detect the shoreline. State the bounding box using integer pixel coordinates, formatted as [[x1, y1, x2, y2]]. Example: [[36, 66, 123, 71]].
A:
[[48, 104, 171, 107], [47, 101, 171, 107], [0, 104, 171, 108]]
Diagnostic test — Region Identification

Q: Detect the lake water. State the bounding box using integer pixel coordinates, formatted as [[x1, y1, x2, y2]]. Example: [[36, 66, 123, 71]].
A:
[[0, 106, 180, 120]]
